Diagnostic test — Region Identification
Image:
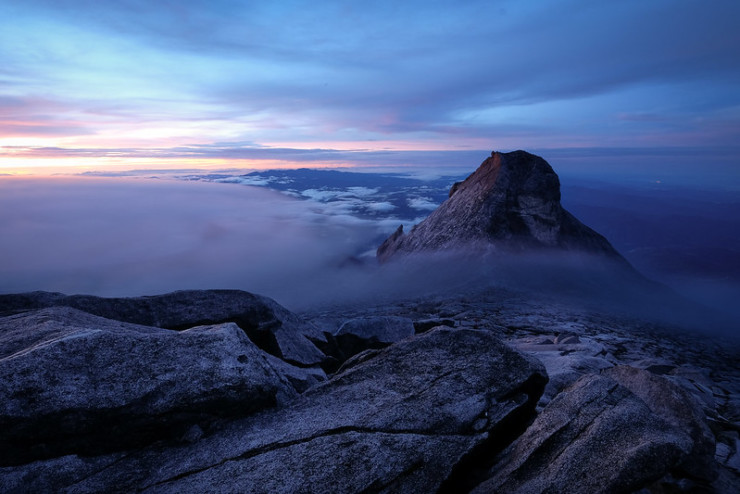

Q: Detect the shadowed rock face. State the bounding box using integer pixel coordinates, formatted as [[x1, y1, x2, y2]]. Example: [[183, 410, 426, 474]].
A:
[[378, 150, 625, 263], [332, 316, 415, 362]]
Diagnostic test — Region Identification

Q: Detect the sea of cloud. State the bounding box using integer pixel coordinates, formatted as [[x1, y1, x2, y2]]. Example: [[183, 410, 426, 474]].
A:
[[1, 173, 738, 333], [0, 177, 401, 306]]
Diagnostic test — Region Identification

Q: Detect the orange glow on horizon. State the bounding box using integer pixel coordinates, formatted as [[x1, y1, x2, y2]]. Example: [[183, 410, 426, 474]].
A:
[[0, 137, 494, 176], [0, 156, 360, 177]]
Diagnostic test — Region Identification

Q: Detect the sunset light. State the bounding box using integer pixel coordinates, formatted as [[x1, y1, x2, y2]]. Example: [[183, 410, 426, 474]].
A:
[[1, 1, 738, 178]]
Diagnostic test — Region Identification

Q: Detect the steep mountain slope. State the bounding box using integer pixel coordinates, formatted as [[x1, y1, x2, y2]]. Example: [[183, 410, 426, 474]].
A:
[[378, 150, 625, 263]]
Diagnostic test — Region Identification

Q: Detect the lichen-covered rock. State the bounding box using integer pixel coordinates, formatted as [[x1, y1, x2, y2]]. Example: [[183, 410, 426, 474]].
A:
[[0, 289, 327, 366], [472, 372, 702, 494], [4, 328, 547, 493], [0, 307, 302, 466]]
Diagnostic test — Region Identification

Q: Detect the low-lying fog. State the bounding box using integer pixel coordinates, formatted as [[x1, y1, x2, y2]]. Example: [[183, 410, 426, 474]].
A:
[[0, 177, 382, 303], [1, 175, 738, 333]]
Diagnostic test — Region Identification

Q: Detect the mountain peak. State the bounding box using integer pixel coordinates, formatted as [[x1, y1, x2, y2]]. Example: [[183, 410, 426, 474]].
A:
[[377, 150, 624, 262]]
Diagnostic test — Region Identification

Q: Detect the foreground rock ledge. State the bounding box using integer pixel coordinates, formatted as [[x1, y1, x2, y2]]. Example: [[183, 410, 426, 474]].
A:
[[1, 283, 732, 492], [0, 327, 548, 493], [474, 369, 717, 493], [0, 307, 305, 466], [0, 289, 327, 366]]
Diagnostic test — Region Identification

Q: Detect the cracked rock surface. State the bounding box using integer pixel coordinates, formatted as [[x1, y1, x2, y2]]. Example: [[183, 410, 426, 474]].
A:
[[474, 366, 718, 493], [1, 287, 737, 493], [472, 373, 695, 494], [0, 306, 305, 467], [305, 286, 740, 492], [1, 326, 546, 493]]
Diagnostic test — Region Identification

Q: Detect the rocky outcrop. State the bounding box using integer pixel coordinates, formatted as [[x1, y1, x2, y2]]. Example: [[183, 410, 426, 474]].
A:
[[510, 335, 613, 408], [377, 150, 625, 263], [304, 286, 740, 492], [473, 371, 711, 493], [0, 306, 307, 466], [604, 365, 717, 482], [2, 327, 548, 492], [0, 289, 326, 366], [332, 315, 415, 360], [0, 284, 734, 492]]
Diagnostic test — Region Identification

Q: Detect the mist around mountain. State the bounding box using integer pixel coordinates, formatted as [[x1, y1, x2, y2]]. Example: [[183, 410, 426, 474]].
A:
[[1, 165, 739, 331], [561, 180, 740, 320], [178, 168, 461, 223], [176, 165, 740, 329]]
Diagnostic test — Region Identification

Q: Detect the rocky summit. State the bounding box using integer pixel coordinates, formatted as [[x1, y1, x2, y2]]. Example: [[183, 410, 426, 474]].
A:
[[1, 287, 738, 493], [377, 150, 625, 263]]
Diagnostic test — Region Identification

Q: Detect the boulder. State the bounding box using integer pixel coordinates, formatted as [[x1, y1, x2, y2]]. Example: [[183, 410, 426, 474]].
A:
[[0, 289, 327, 366], [333, 316, 415, 359], [510, 336, 612, 407], [0, 307, 303, 465], [472, 372, 705, 493], [554, 332, 580, 344], [413, 317, 456, 333], [5, 328, 548, 492], [604, 365, 716, 481]]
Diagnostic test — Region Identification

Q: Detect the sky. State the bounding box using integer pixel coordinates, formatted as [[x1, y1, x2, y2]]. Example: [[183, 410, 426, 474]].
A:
[[0, 0, 738, 178]]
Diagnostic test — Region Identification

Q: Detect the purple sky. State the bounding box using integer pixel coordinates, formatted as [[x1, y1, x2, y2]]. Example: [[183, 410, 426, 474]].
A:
[[0, 0, 739, 180]]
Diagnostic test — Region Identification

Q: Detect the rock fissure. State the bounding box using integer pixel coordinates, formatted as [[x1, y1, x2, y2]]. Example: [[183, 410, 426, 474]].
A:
[[149, 426, 479, 489], [437, 387, 541, 493], [531, 381, 624, 467], [67, 451, 135, 490]]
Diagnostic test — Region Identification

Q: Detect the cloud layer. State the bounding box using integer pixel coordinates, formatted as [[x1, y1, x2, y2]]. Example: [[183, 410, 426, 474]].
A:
[[0, 177, 383, 304], [1, 173, 738, 332]]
